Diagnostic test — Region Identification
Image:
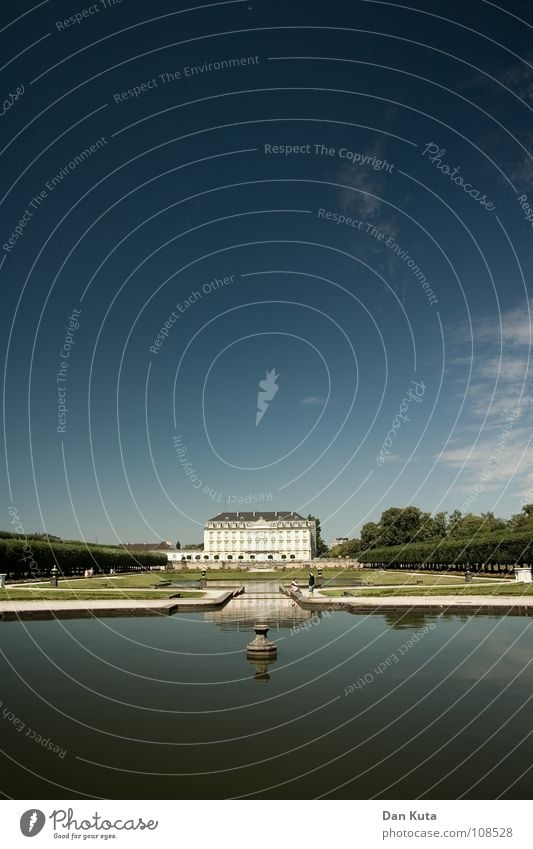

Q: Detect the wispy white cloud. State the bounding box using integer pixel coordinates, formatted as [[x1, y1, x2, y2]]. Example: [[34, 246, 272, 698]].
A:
[[438, 426, 529, 480], [336, 160, 386, 220], [499, 58, 533, 105], [334, 139, 399, 230], [458, 59, 533, 189], [449, 299, 533, 348], [438, 301, 533, 497], [474, 300, 533, 348], [447, 299, 532, 417], [377, 452, 401, 463], [436, 430, 533, 509], [300, 395, 326, 406]]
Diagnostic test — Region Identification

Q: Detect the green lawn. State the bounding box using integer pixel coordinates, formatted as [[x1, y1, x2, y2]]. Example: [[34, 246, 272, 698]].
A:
[[320, 583, 533, 598], [23, 573, 205, 589], [18, 568, 512, 590], [316, 571, 508, 588], [54, 573, 178, 589], [169, 569, 366, 581], [26, 569, 365, 588], [0, 589, 205, 601]]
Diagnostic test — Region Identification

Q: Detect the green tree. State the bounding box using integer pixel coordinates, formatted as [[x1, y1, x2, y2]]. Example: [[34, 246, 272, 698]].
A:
[[328, 538, 362, 558], [509, 504, 533, 531], [379, 506, 428, 546], [411, 510, 435, 541], [448, 513, 485, 537], [361, 529, 533, 567], [307, 515, 328, 556], [447, 510, 463, 536], [361, 521, 381, 549], [426, 511, 448, 539], [479, 512, 506, 534]]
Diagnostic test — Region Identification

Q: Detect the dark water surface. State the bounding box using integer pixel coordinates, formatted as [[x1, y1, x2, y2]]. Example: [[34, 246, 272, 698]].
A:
[[1, 584, 532, 799]]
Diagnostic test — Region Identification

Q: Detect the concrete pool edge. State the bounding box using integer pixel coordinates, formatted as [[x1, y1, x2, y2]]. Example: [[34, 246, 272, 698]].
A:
[[282, 586, 533, 616], [0, 587, 244, 621]]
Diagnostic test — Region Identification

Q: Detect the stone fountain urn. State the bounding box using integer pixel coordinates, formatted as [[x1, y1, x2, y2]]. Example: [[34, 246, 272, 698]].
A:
[[246, 623, 277, 658]]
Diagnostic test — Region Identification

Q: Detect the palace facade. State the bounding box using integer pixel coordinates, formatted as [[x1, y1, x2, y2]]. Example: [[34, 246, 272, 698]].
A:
[[167, 511, 316, 563]]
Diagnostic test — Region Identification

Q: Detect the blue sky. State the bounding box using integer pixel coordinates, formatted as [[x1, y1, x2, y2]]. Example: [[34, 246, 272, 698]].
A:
[[1, 0, 532, 544]]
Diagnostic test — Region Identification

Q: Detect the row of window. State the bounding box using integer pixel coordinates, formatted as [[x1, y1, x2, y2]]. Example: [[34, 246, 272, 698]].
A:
[[208, 542, 309, 548], [207, 534, 307, 540], [207, 530, 308, 535], [207, 522, 311, 529], [209, 549, 308, 553], [178, 554, 299, 560], [207, 542, 305, 547]]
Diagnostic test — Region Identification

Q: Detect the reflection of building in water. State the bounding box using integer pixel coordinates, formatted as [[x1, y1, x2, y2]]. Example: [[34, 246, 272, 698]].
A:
[[382, 611, 437, 630], [204, 588, 317, 631]]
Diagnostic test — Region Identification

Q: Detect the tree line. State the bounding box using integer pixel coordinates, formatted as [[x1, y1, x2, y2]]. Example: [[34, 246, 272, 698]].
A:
[[0, 536, 167, 580], [328, 504, 533, 562]]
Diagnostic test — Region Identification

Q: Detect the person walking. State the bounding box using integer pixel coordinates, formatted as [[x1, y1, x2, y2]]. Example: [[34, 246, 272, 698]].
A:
[[308, 572, 315, 595]]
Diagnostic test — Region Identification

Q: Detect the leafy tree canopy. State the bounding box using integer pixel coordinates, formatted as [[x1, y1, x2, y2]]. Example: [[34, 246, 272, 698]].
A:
[[329, 504, 532, 556], [307, 515, 328, 556]]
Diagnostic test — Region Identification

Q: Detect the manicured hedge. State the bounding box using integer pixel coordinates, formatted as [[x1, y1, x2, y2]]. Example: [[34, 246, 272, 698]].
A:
[[0, 538, 167, 579], [0, 530, 60, 541], [360, 530, 533, 570]]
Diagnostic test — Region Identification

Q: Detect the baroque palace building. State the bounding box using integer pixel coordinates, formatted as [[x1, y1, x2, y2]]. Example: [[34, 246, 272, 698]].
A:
[[205, 511, 316, 561], [168, 511, 316, 563]]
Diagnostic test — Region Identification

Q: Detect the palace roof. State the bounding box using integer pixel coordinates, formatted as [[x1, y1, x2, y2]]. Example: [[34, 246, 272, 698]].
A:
[[207, 511, 307, 522]]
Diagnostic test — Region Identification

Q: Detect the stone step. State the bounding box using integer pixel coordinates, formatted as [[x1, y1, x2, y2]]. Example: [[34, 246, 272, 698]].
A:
[[237, 595, 284, 599]]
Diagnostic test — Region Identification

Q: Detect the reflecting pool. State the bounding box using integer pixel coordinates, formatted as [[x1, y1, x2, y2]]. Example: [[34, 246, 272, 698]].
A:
[[1, 584, 531, 799]]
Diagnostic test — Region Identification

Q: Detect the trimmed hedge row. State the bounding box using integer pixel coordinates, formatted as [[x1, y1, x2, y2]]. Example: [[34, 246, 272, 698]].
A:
[[360, 530, 533, 570], [0, 538, 167, 579], [0, 530, 61, 541]]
